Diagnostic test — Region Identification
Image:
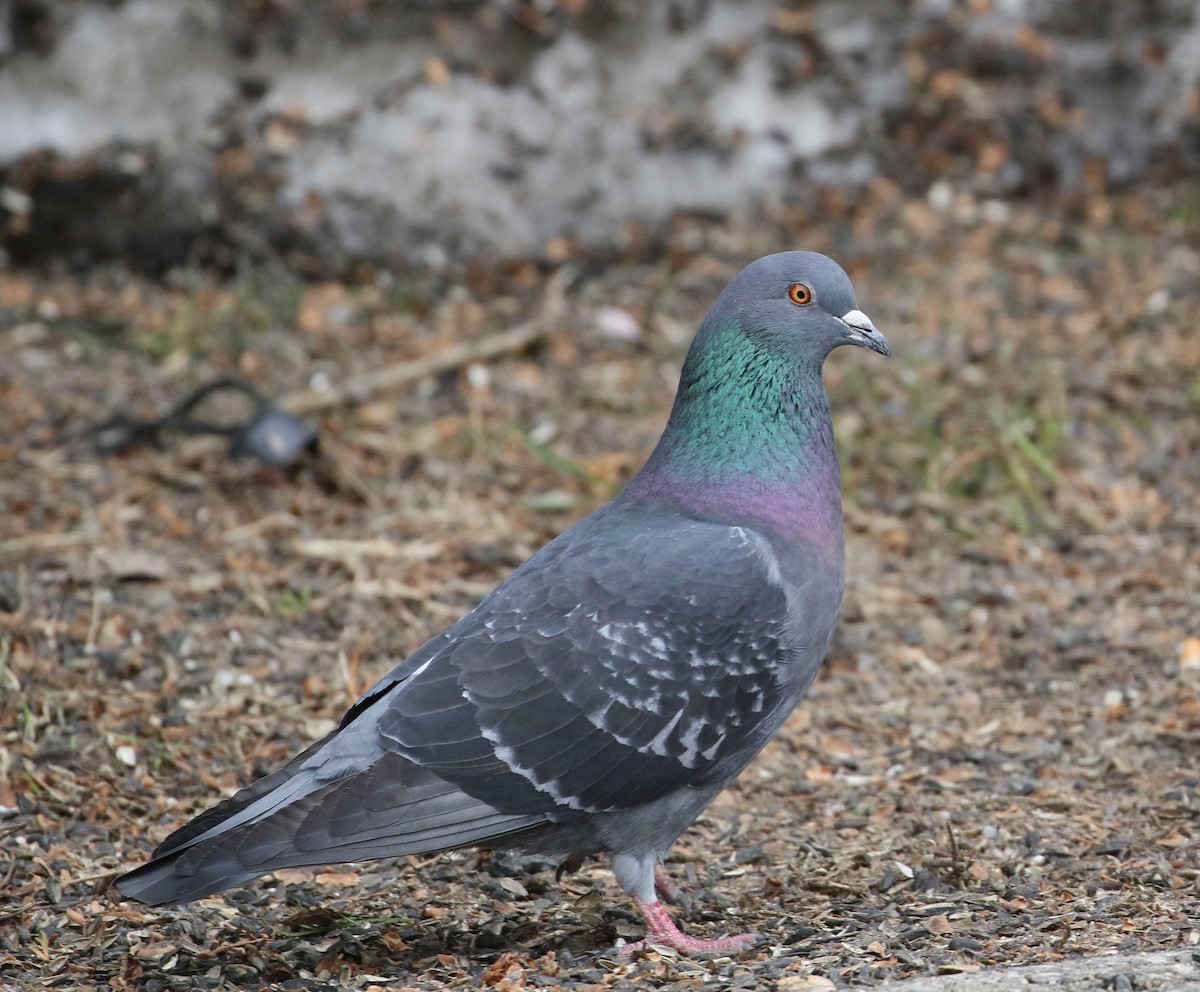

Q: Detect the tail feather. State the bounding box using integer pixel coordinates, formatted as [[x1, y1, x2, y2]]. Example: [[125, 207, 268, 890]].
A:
[[116, 751, 547, 905], [150, 730, 339, 859]]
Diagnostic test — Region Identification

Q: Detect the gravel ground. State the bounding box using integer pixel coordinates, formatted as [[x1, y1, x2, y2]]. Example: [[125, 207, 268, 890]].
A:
[[2, 180, 1198, 990]]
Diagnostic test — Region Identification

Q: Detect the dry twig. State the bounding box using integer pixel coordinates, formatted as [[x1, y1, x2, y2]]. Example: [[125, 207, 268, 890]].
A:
[[282, 265, 576, 415]]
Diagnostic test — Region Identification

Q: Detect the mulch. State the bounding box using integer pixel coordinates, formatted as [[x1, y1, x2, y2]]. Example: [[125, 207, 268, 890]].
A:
[[1, 180, 1198, 990]]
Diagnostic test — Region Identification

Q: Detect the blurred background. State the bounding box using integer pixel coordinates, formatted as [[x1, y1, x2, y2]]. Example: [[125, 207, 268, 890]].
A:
[[2, 2, 1199, 988], [2, 0, 1198, 271]]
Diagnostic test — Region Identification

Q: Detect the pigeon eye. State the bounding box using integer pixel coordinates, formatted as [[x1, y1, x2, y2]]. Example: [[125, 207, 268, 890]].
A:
[[788, 283, 813, 305]]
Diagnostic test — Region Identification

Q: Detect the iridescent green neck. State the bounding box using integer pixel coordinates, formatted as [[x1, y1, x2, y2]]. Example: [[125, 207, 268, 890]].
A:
[[624, 321, 842, 541]]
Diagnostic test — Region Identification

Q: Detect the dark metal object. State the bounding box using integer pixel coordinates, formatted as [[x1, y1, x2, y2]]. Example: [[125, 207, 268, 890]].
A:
[[80, 376, 318, 468]]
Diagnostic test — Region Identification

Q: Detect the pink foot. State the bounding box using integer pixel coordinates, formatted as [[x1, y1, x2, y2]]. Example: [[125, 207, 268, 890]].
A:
[[618, 899, 759, 957]]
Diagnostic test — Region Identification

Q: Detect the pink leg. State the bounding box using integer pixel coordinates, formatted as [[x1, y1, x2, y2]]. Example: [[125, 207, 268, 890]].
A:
[[618, 899, 758, 957], [653, 865, 685, 906]]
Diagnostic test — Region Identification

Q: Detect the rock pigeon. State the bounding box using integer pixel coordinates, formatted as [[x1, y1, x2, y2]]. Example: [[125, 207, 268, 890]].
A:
[[116, 251, 890, 955]]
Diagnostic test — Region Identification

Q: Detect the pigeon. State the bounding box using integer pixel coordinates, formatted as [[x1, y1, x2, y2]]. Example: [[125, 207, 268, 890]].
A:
[[116, 251, 890, 955]]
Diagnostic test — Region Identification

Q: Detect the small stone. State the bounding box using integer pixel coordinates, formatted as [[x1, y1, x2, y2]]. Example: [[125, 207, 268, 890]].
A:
[[594, 306, 642, 341]]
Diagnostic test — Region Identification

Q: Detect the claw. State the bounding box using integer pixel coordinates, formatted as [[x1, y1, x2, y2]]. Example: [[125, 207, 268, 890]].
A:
[[556, 854, 585, 883]]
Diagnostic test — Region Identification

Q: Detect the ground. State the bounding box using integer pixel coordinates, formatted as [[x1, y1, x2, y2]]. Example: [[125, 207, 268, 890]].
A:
[[2, 181, 1199, 990]]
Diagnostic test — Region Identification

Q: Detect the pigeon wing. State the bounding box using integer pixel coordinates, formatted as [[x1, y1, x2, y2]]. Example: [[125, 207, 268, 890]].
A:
[[378, 511, 810, 815]]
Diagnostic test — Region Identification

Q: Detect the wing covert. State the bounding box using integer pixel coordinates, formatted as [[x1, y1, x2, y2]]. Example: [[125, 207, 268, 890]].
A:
[[377, 509, 805, 816]]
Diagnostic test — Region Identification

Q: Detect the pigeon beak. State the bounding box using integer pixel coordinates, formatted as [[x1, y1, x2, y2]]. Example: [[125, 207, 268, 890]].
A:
[[839, 309, 891, 357]]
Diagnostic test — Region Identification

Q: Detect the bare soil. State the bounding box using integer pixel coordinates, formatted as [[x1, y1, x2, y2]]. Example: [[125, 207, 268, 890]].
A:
[[2, 181, 1199, 990]]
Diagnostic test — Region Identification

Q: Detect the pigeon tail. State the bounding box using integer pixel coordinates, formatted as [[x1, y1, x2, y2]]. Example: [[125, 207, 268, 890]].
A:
[[116, 850, 271, 905], [116, 752, 547, 905]]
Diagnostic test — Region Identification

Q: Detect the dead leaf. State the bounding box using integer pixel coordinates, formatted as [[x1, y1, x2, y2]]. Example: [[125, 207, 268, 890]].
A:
[[777, 977, 836, 992], [481, 951, 524, 987], [381, 932, 409, 953], [424, 57, 451, 87], [91, 549, 171, 581], [314, 870, 360, 888], [131, 941, 175, 959], [1179, 637, 1200, 682]]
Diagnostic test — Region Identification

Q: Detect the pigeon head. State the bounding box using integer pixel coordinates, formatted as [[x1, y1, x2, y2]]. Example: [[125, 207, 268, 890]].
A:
[[626, 251, 889, 536], [701, 251, 890, 366]]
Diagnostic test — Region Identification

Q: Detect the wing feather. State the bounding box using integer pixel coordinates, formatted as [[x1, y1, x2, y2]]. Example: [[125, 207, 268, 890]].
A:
[[375, 509, 807, 816]]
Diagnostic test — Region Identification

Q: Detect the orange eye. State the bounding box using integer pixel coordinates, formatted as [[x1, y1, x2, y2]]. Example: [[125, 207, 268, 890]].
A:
[[788, 282, 812, 305]]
